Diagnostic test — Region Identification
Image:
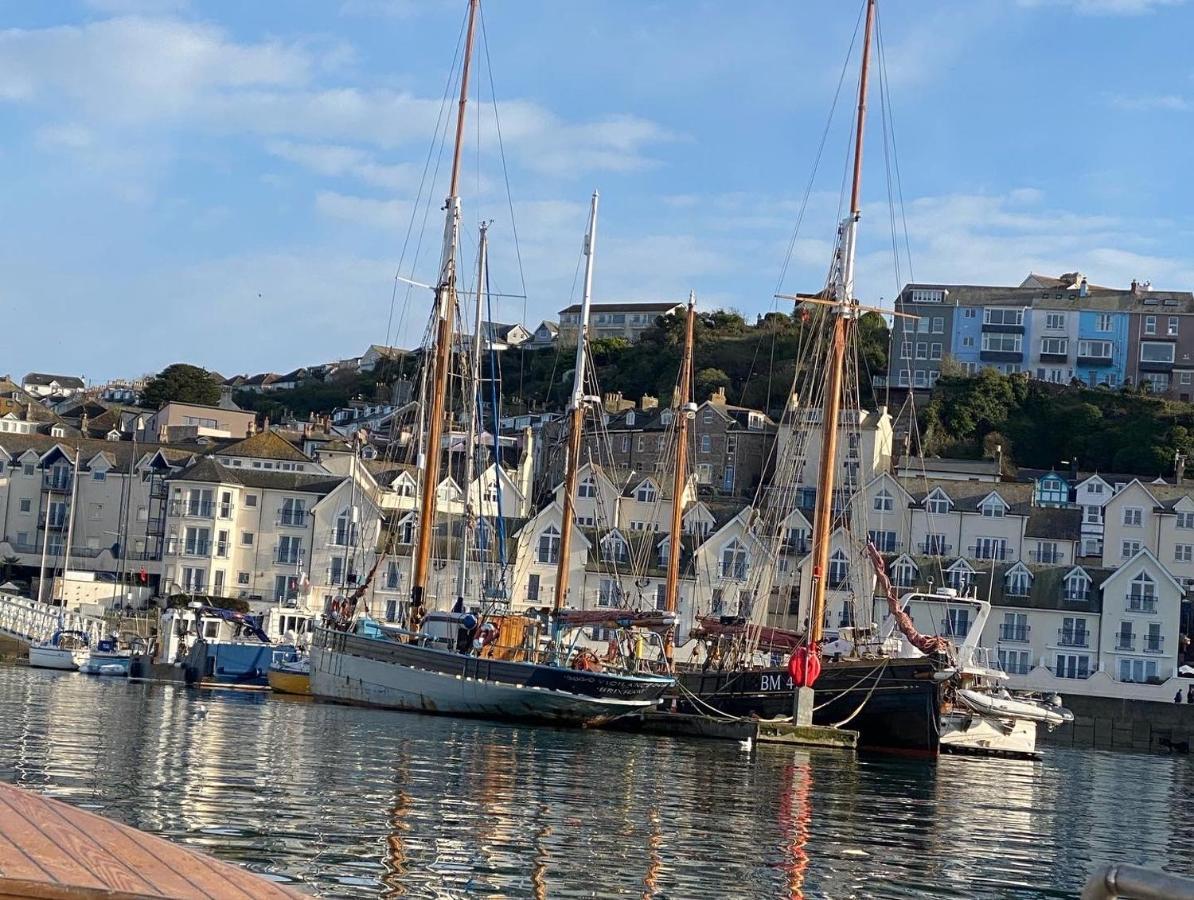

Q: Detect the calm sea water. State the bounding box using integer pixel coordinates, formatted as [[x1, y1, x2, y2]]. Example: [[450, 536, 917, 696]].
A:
[[0, 665, 1189, 899]]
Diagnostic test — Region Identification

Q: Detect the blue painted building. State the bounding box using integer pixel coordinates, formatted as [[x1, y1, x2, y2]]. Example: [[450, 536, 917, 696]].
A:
[[1075, 310, 1128, 387]]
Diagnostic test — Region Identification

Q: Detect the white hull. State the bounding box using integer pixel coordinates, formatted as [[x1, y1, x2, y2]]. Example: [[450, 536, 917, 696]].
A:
[[310, 644, 658, 725], [956, 688, 1073, 727], [79, 653, 131, 676], [28, 646, 85, 671], [940, 711, 1039, 757]]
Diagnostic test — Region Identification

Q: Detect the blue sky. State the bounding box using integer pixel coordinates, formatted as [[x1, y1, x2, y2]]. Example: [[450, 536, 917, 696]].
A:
[[1, 0, 1192, 383]]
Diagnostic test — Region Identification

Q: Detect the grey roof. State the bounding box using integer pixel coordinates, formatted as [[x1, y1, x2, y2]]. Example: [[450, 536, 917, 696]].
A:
[[900, 477, 1034, 511], [1025, 507, 1082, 541], [897, 280, 1194, 313], [172, 457, 344, 495], [892, 558, 1108, 614], [23, 373, 85, 389], [0, 433, 194, 472], [558, 300, 684, 315], [897, 457, 1001, 477]]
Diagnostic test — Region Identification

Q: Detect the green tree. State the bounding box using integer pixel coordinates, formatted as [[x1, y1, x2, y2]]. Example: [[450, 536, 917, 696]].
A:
[[695, 367, 731, 399], [142, 363, 221, 408]]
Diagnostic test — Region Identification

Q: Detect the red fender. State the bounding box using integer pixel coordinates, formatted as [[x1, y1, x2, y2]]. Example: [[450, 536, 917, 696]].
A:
[[788, 646, 822, 688]]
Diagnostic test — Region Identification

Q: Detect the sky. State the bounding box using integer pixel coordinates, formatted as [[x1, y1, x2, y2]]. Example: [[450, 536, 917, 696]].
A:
[[1, 0, 1193, 384]]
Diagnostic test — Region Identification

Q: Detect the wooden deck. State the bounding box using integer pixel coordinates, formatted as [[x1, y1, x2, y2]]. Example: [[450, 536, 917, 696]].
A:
[[0, 781, 304, 899]]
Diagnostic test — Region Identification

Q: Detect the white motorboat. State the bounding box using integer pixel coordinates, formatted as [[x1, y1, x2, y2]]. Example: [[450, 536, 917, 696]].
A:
[[79, 635, 135, 677], [28, 629, 90, 671]]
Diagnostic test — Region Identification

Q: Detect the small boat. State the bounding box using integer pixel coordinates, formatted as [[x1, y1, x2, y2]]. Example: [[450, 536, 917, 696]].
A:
[[28, 629, 90, 671], [79, 635, 134, 676], [268, 654, 311, 696]]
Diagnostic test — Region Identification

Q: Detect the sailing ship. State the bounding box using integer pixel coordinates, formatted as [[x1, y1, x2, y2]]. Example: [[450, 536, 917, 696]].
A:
[[28, 627, 89, 671], [308, 0, 673, 725]]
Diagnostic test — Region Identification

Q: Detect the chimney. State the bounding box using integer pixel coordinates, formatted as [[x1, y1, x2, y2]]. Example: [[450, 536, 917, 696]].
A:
[[1079, 277, 1088, 298], [709, 386, 727, 406], [640, 394, 658, 411], [1177, 451, 1187, 484], [262, 415, 270, 433], [246, 420, 256, 438], [1131, 279, 1139, 295]]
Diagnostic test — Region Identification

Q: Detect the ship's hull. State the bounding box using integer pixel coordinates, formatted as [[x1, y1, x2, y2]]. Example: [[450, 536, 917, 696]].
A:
[[675, 656, 942, 755], [28, 646, 85, 671], [310, 628, 672, 726], [267, 669, 312, 696], [79, 652, 131, 676]]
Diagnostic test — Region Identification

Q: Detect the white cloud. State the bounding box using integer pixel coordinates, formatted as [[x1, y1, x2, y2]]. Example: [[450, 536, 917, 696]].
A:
[[267, 140, 417, 190], [315, 190, 412, 230], [1018, 0, 1186, 14], [1108, 93, 1191, 111]]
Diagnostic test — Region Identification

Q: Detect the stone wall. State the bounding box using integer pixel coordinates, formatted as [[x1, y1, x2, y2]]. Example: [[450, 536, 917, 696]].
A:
[[1040, 692, 1194, 753]]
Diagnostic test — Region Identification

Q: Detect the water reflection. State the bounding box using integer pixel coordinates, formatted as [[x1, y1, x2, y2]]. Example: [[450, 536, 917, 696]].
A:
[[0, 665, 1190, 899]]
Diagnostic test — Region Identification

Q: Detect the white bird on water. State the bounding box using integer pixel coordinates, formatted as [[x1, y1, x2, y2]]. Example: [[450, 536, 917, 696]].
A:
[[739, 736, 753, 752], [196, 704, 208, 720]]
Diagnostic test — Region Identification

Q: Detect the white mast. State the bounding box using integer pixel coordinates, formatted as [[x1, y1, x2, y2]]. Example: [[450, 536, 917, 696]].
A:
[[59, 448, 81, 603], [457, 221, 489, 603]]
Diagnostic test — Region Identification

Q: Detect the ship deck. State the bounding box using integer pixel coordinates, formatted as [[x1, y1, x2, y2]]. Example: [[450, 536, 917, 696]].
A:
[[0, 780, 302, 899]]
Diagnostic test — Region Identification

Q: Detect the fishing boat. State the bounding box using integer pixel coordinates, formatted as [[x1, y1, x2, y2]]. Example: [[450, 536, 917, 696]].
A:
[[79, 634, 135, 676], [28, 628, 89, 671], [309, 0, 674, 726], [268, 654, 312, 696]]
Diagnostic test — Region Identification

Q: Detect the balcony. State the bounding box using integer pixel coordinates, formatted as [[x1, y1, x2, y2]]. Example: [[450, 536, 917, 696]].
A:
[[968, 545, 1008, 561], [1030, 550, 1062, 564], [275, 547, 306, 566], [42, 473, 73, 492], [981, 321, 1025, 334], [998, 624, 1030, 643], [1139, 359, 1174, 373], [940, 620, 970, 638], [782, 538, 810, 554], [1039, 352, 1069, 364], [979, 349, 1024, 363], [918, 541, 952, 555], [1063, 589, 1090, 602], [171, 500, 214, 518], [1057, 629, 1090, 648], [1126, 596, 1158, 614], [276, 511, 308, 527], [38, 514, 68, 531], [181, 541, 211, 558], [1114, 633, 1135, 652], [1077, 354, 1114, 367], [217, 504, 235, 519], [1143, 636, 1165, 654]]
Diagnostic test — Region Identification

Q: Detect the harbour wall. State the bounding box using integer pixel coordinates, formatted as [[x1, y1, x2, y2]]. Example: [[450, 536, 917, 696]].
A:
[[1040, 693, 1194, 753]]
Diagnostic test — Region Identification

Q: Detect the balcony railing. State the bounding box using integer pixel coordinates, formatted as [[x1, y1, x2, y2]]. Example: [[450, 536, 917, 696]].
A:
[[998, 624, 1030, 642], [1126, 596, 1158, 614], [181, 541, 211, 557], [1057, 629, 1090, 648], [38, 514, 68, 531], [1030, 550, 1062, 564], [1047, 665, 1092, 680], [275, 547, 306, 566], [1115, 633, 1136, 652], [171, 500, 214, 518], [918, 541, 952, 555], [1063, 589, 1090, 602], [968, 545, 1008, 561], [782, 538, 810, 554], [941, 619, 970, 637], [1143, 636, 1165, 654], [218, 504, 235, 519], [276, 511, 308, 527]]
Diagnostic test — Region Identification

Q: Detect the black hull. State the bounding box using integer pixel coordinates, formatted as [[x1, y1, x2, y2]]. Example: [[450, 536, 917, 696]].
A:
[[675, 657, 942, 755]]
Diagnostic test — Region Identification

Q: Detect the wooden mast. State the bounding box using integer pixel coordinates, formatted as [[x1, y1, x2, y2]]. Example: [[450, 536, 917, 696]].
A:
[[552, 191, 599, 613], [411, 0, 479, 615], [662, 293, 696, 662], [456, 221, 489, 603], [807, 0, 874, 646]]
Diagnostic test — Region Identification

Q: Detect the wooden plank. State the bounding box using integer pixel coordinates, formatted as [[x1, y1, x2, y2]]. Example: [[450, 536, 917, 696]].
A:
[[0, 783, 303, 900]]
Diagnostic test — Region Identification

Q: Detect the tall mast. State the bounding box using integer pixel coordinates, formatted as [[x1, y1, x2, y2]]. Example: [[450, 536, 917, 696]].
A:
[[457, 221, 489, 602], [59, 448, 81, 603], [807, 0, 874, 646], [553, 190, 599, 613], [662, 293, 696, 663], [411, 0, 479, 613]]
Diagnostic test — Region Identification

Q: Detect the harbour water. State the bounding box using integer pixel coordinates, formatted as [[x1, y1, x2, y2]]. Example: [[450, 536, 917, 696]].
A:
[[0, 665, 1189, 899]]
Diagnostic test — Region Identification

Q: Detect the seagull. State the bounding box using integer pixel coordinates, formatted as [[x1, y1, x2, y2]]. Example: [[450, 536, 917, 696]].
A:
[[195, 703, 208, 720], [739, 736, 753, 752]]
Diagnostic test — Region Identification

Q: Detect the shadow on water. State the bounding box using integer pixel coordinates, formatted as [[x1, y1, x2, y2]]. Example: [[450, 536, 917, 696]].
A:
[[0, 664, 1190, 899]]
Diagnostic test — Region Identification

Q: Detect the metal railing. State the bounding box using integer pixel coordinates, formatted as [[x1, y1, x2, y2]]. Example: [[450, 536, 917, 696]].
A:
[[940, 619, 971, 637], [171, 500, 214, 518], [1030, 550, 1062, 563], [968, 545, 1008, 561], [181, 541, 211, 557], [918, 541, 952, 555], [1126, 596, 1158, 613], [276, 511, 308, 527], [1115, 633, 1136, 651], [998, 624, 1030, 642], [1081, 864, 1194, 900], [1143, 636, 1165, 654], [275, 547, 306, 566], [42, 473, 72, 492], [1063, 589, 1090, 602], [1057, 629, 1090, 648]]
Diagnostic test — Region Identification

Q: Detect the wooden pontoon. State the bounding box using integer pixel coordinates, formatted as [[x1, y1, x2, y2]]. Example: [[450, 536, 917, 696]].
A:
[[0, 781, 302, 899]]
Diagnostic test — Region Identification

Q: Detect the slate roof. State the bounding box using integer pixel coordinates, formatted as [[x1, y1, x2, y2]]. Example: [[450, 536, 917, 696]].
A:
[[172, 457, 344, 495], [1025, 507, 1082, 541], [898, 281, 1194, 313], [213, 430, 311, 462], [893, 557, 1109, 614], [23, 373, 85, 389], [0, 433, 194, 472]]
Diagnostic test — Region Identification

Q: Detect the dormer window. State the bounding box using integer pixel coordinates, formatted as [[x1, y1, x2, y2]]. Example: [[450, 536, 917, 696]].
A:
[[635, 480, 658, 503], [1064, 569, 1090, 601], [537, 525, 560, 564], [892, 558, 918, 588], [578, 477, 598, 499], [980, 495, 1007, 518], [925, 490, 952, 515], [1006, 566, 1032, 597], [873, 489, 894, 512], [601, 531, 629, 563]]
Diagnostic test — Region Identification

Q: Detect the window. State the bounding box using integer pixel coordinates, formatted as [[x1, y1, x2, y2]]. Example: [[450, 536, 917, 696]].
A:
[[1040, 337, 1068, 355], [578, 477, 597, 499], [655, 583, 667, 611], [244, 495, 258, 508], [998, 649, 1032, 676], [1169, 316, 1180, 337], [1178, 511, 1194, 529], [597, 578, 621, 608], [601, 532, 629, 563], [828, 549, 849, 588], [1144, 315, 1156, 335], [700, 434, 711, 454], [931, 316, 944, 334], [1064, 571, 1090, 600], [1119, 658, 1158, 683], [92, 470, 106, 482], [236, 571, 250, 586], [1083, 505, 1102, 525], [923, 534, 947, 555], [973, 537, 1006, 561], [1077, 340, 1113, 359], [1054, 654, 1090, 679], [983, 308, 1024, 326], [917, 317, 930, 334], [1128, 572, 1156, 611], [962, 336, 975, 348], [1096, 313, 1113, 333], [1140, 342, 1175, 364], [537, 526, 560, 565], [943, 608, 970, 637], [277, 535, 302, 565], [1176, 544, 1194, 563], [873, 489, 894, 512], [527, 573, 540, 602], [930, 343, 942, 360], [1123, 507, 1143, 527], [18, 498, 31, 514], [635, 481, 657, 503], [1036, 541, 1059, 564], [981, 333, 1023, 353], [946, 564, 972, 591], [1182, 372, 1194, 386], [925, 491, 951, 515], [621, 436, 630, 454], [900, 342, 912, 360], [241, 531, 254, 546], [979, 495, 1006, 518], [711, 588, 724, 615], [183, 527, 210, 556], [1006, 568, 1031, 596], [1046, 313, 1065, 330], [892, 559, 917, 588], [964, 308, 976, 318], [915, 343, 928, 360], [721, 540, 748, 580], [22, 463, 34, 476], [219, 492, 233, 518], [868, 530, 897, 553], [914, 370, 928, 388]]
